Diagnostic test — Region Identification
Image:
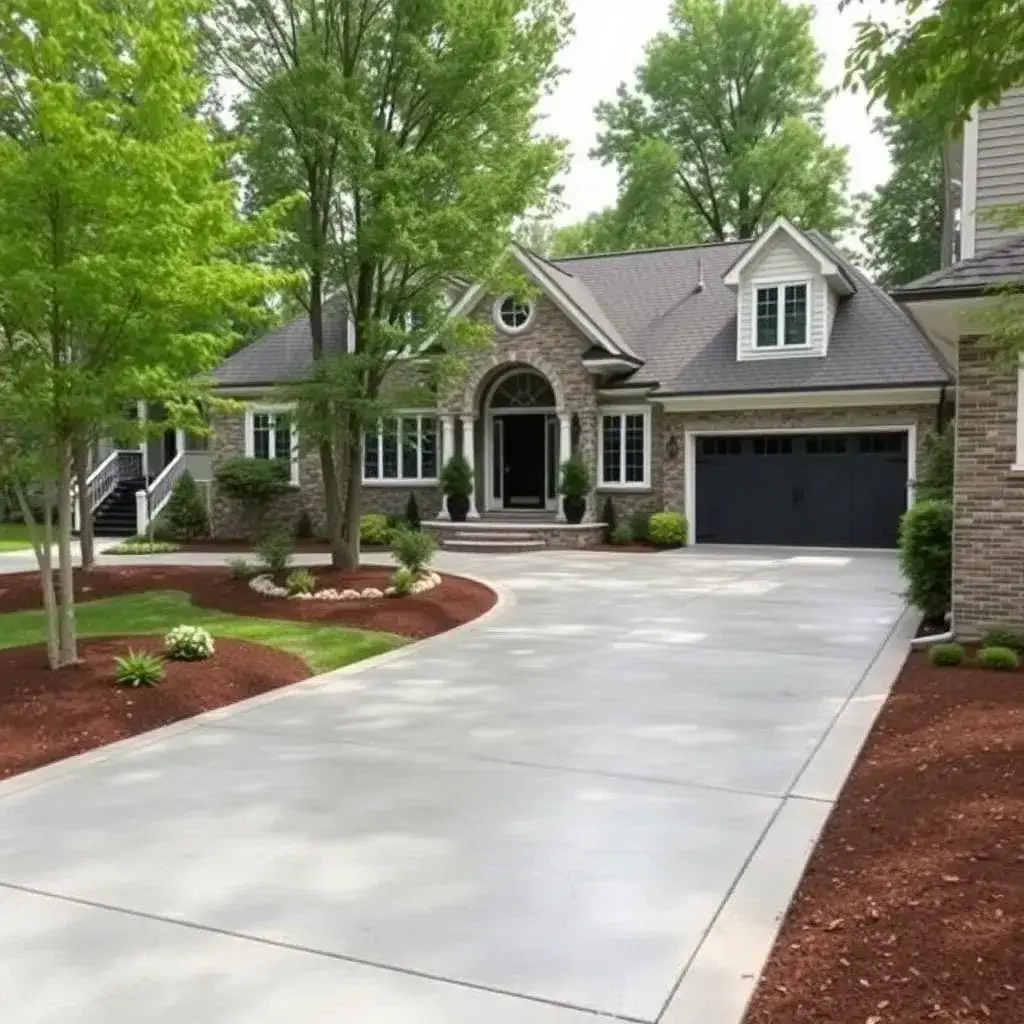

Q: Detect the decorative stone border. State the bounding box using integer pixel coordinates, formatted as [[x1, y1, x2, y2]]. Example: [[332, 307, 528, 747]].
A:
[[248, 571, 442, 601]]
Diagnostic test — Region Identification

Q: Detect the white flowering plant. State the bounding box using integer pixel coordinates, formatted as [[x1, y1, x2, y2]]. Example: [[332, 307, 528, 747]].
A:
[[164, 625, 215, 662]]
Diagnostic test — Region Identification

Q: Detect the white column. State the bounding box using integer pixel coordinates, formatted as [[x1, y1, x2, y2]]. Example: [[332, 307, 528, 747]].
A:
[[437, 415, 456, 519], [175, 427, 186, 459], [137, 401, 148, 478], [556, 410, 572, 522], [462, 415, 479, 519]]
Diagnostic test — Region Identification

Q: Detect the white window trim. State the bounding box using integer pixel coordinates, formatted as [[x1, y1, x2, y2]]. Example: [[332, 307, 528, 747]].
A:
[[244, 404, 299, 485], [753, 279, 811, 350], [493, 294, 536, 335], [598, 406, 652, 491], [363, 412, 440, 486], [1014, 357, 1024, 471]]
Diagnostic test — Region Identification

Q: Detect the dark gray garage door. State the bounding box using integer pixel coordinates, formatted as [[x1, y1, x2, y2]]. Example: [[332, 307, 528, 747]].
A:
[[695, 432, 909, 548]]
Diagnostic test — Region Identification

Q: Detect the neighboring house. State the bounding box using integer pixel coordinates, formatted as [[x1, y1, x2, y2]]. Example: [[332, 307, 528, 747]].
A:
[[894, 87, 1024, 636], [202, 215, 949, 551]]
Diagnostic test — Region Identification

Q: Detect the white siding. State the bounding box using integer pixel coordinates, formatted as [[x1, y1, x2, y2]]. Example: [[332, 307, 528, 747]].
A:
[[737, 234, 830, 361], [975, 87, 1024, 254]]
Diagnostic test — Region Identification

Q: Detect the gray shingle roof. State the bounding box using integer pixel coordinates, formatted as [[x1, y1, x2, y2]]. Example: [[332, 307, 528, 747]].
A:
[[212, 297, 349, 387], [551, 235, 950, 395], [894, 234, 1024, 299]]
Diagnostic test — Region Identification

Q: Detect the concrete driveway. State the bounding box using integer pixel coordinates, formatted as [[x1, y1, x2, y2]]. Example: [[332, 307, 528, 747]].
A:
[[0, 548, 911, 1023]]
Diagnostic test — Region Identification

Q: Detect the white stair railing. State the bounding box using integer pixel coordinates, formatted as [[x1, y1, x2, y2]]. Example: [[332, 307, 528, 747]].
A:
[[72, 450, 142, 531], [136, 451, 185, 535]]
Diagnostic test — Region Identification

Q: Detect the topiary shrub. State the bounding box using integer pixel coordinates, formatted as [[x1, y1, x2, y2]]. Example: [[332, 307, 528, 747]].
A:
[[113, 649, 164, 688], [629, 509, 650, 542], [559, 453, 591, 524], [612, 522, 633, 545], [980, 626, 1024, 653], [286, 568, 316, 596], [164, 625, 215, 662], [601, 496, 617, 544], [404, 492, 421, 531], [162, 471, 209, 540], [898, 499, 952, 621], [360, 512, 392, 546], [390, 567, 415, 596], [257, 530, 294, 578], [928, 642, 965, 667], [648, 510, 688, 547], [391, 526, 436, 576], [977, 645, 1020, 671], [441, 455, 473, 521], [214, 458, 291, 539], [916, 421, 954, 502]]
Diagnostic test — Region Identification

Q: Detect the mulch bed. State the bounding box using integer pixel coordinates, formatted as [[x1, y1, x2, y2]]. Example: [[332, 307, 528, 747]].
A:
[[0, 635, 309, 780], [743, 651, 1024, 1024], [0, 565, 496, 639]]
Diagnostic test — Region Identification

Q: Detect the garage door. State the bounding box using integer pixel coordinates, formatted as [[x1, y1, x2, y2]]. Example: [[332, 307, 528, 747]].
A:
[[694, 432, 909, 548]]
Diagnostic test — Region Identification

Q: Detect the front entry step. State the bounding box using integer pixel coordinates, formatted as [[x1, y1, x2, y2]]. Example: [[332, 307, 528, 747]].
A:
[[441, 538, 547, 554]]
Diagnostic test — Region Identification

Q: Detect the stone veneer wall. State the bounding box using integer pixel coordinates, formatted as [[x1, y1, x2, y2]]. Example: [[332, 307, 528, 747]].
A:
[[953, 341, 1024, 637]]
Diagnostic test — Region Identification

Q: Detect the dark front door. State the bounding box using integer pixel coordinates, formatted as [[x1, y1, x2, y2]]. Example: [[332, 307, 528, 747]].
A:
[[501, 414, 546, 509], [695, 432, 909, 548]]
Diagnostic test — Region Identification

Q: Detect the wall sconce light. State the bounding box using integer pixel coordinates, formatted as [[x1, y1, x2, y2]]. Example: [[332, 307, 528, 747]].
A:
[[666, 434, 679, 460]]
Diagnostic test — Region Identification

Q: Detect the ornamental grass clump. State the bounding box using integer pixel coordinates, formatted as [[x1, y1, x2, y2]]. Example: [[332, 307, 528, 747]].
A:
[[113, 649, 164, 687]]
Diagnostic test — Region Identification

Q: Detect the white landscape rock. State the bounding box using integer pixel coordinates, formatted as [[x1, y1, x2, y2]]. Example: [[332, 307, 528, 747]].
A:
[[248, 570, 442, 603]]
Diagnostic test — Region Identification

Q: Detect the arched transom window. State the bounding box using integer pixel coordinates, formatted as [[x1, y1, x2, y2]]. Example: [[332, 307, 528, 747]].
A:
[[489, 371, 556, 409]]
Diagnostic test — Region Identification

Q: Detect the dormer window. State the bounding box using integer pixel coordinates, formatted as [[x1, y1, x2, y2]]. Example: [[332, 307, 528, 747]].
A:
[[755, 283, 809, 348]]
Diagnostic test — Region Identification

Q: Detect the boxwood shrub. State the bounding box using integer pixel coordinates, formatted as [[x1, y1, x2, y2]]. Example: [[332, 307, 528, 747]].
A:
[[977, 645, 1020, 672], [648, 510, 688, 547], [928, 642, 965, 667]]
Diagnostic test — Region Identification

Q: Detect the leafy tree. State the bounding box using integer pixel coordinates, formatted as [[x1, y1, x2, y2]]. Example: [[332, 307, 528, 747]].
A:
[[0, 0, 281, 668], [595, 0, 849, 242], [858, 116, 947, 288], [208, 0, 569, 569]]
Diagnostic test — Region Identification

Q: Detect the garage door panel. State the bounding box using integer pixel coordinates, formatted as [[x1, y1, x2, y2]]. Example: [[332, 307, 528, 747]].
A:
[[694, 431, 908, 549]]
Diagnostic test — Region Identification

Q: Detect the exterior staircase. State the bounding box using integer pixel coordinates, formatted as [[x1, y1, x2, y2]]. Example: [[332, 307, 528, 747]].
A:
[[92, 477, 147, 537], [435, 512, 554, 554]]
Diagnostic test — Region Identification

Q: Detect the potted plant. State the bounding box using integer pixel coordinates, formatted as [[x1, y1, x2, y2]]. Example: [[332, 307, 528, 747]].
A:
[[441, 454, 473, 522], [559, 452, 591, 525]]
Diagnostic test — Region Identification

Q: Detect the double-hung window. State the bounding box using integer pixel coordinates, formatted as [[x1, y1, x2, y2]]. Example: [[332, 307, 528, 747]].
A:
[[363, 414, 438, 483], [600, 409, 649, 488], [245, 406, 298, 484], [755, 282, 809, 348]]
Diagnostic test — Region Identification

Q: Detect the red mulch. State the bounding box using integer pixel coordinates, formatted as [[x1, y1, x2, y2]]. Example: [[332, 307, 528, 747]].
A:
[[0, 565, 496, 639], [0, 635, 309, 780], [743, 651, 1024, 1024]]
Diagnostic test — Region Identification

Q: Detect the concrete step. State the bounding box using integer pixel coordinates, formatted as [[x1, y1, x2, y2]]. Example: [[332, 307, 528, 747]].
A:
[[450, 530, 536, 543], [441, 538, 547, 554]]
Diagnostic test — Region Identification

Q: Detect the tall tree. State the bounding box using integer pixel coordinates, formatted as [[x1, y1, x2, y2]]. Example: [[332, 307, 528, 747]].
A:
[[210, 0, 569, 568], [858, 115, 947, 288], [0, 0, 280, 667], [594, 0, 849, 242]]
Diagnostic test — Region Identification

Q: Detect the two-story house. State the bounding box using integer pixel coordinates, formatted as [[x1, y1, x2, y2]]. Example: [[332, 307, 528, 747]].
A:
[[203, 216, 949, 551], [895, 88, 1024, 636]]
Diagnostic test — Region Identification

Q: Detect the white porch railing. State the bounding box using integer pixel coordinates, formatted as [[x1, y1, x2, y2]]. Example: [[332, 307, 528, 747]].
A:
[[72, 449, 144, 531], [135, 451, 185, 535]]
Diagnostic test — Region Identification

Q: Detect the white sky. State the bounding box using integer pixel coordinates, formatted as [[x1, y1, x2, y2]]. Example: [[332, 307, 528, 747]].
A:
[[541, 0, 891, 224]]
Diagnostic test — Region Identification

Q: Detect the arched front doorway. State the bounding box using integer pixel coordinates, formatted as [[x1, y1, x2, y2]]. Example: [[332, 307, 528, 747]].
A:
[[484, 368, 559, 512]]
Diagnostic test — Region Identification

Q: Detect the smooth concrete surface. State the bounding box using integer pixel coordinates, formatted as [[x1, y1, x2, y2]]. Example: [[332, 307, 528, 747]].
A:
[[0, 547, 910, 1023]]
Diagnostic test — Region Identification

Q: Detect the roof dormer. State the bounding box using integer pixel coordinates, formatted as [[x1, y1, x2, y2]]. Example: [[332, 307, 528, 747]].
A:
[[723, 218, 854, 363]]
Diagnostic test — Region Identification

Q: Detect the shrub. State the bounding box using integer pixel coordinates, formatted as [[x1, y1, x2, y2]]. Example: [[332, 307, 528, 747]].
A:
[[980, 626, 1024, 653], [294, 509, 314, 540], [928, 642, 965, 667], [977, 645, 1020, 671], [391, 526, 436, 576], [227, 556, 254, 580], [558, 452, 591, 498], [898, 499, 952, 621], [286, 568, 316, 596], [214, 457, 291, 538], [629, 508, 650, 542], [257, 531, 294, 578], [440, 454, 473, 498], [162, 471, 209, 540], [113, 649, 164, 688], [149, 516, 178, 543], [390, 567, 415, 596], [648, 510, 688, 547], [360, 513, 392, 546], [612, 522, 633, 544], [164, 625, 215, 662], [916, 421, 954, 502], [404, 492, 421, 531], [601, 497, 617, 544]]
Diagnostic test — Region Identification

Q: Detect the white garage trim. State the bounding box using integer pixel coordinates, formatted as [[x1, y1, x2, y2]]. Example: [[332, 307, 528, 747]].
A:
[[683, 424, 917, 546]]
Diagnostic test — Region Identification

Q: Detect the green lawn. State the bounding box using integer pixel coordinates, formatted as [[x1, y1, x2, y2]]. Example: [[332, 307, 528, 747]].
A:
[[0, 591, 404, 674], [0, 523, 32, 552]]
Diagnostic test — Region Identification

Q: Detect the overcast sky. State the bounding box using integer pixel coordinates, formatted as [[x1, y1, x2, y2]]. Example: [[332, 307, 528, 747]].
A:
[[541, 0, 891, 224]]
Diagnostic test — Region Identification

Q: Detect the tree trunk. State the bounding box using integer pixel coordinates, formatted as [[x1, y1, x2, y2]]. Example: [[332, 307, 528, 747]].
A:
[[73, 436, 95, 570], [339, 431, 362, 570], [55, 437, 78, 666], [14, 482, 60, 669]]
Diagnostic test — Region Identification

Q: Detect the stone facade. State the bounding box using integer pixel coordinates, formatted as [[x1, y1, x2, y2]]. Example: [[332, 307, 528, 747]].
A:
[[953, 341, 1024, 637]]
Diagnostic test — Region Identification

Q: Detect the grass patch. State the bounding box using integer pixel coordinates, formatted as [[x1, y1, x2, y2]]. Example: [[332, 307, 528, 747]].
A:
[[0, 523, 32, 552], [0, 591, 404, 675]]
